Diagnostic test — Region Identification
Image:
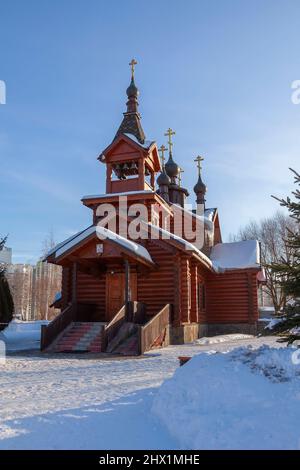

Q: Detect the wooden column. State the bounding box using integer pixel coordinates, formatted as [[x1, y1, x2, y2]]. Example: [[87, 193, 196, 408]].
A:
[[138, 159, 145, 190], [173, 254, 181, 326], [190, 264, 198, 323], [72, 261, 77, 304], [125, 259, 130, 319], [150, 171, 155, 189], [106, 163, 112, 193]]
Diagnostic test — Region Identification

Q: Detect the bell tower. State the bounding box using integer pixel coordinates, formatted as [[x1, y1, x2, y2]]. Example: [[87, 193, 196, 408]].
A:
[[98, 60, 161, 194]]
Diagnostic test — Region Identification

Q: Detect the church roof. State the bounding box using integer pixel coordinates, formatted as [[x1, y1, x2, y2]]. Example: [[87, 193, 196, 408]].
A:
[[123, 133, 155, 150], [82, 190, 154, 201], [46, 225, 155, 267], [114, 69, 145, 144], [210, 240, 260, 272], [172, 204, 215, 230], [140, 221, 213, 270]]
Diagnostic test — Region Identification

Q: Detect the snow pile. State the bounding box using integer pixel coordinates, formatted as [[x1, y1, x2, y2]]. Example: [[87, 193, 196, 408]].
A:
[[196, 334, 253, 345], [264, 317, 285, 330], [0, 320, 48, 351], [210, 240, 260, 271], [152, 345, 300, 449]]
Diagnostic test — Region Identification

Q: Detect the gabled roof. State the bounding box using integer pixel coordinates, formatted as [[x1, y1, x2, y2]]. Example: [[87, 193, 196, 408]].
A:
[[98, 133, 161, 172], [139, 221, 214, 270], [139, 221, 261, 273], [46, 225, 155, 268]]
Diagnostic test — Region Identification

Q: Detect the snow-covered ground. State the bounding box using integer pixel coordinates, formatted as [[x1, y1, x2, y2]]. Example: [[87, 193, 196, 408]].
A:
[[0, 323, 285, 450], [196, 333, 254, 345], [0, 320, 48, 352]]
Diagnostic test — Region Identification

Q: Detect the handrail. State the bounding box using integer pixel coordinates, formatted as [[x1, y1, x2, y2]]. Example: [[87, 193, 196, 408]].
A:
[[126, 301, 146, 324], [101, 301, 147, 352], [139, 304, 171, 354], [101, 305, 127, 352], [40, 303, 75, 351]]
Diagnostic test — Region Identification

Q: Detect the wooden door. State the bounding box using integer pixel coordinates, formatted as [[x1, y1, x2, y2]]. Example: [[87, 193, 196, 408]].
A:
[[106, 272, 137, 320]]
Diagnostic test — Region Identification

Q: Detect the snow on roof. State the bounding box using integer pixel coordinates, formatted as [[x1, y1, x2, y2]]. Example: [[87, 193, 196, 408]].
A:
[[173, 204, 214, 230], [210, 240, 260, 272], [141, 221, 213, 268], [123, 133, 155, 149], [204, 208, 216, 222], [96, 226, 153, 264], [56, 226, 95, 258], [82, 190, 154, 200], [45, 226, 93, 259], [52, 225, 153, 265]]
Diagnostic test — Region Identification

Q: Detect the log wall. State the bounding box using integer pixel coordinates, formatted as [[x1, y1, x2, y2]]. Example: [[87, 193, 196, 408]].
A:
[[206, 269, 259, 323], [76, 271, 106, 320]]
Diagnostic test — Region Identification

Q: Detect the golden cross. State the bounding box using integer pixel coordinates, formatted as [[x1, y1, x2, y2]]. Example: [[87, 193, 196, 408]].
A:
[[129, 58, 137, 79], [194, 155, 204, 176], [159, 145, 168, 167], [178, 167, 184, 187], [164, 128, 176, 153]]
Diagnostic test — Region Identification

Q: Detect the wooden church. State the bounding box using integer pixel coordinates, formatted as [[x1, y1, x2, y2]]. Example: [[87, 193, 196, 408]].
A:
[[41, 60, 263, 355]]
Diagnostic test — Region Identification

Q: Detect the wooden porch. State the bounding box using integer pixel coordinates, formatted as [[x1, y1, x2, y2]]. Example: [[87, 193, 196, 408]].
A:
[[41, 301, 172, 356]]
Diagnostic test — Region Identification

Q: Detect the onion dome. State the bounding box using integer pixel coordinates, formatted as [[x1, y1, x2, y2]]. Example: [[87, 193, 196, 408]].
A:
[[194, 174, 207, 195], [193, 155, 207, 205], [157, 170, 171, 186], [165, 154, 180, 179], [114, 59, 146, 144], [126, 78, 139, 98]]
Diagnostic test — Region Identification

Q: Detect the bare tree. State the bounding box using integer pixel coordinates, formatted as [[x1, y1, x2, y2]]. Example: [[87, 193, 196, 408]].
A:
[[41, 229, 55, 258], [232, 211, 296, 313], [32, 231, 62, 321]]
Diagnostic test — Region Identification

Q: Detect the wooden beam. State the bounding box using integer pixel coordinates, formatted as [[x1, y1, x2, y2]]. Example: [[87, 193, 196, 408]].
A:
[[69, 256, 105, 276], [72, 261, 77, 303], [125, 259, 130, 320]]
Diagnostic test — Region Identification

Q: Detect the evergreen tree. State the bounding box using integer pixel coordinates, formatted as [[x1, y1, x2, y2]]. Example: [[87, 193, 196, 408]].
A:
[[0, 236, 14, 331], [271, 169, 300, 344]]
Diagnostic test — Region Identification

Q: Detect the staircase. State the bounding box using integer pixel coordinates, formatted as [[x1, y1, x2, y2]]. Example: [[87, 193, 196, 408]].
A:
[[106, 323, 140, 356], [52, 322, 104, 353]]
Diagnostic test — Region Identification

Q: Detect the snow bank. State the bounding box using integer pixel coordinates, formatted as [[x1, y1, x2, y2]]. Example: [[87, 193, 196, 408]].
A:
[[196, 334, 254, 345], [0, 320, 48, 351], [264, 318, 285, 330], [152, 345, 300, 449]]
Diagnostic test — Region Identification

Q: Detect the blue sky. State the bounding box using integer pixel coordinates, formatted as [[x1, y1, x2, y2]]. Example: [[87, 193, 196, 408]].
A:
[[1, 0, 300, 263]]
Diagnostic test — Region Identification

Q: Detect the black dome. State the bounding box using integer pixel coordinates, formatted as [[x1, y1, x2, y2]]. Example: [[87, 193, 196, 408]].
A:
[[157, 171, 170, 186], [126, 79, 139, 98], [165, 154, 180, 178], [194, 175, 207, 194]]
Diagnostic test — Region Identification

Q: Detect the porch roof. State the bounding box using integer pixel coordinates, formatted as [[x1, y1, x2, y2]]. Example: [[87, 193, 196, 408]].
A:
[[46, 225, 155, 268]]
